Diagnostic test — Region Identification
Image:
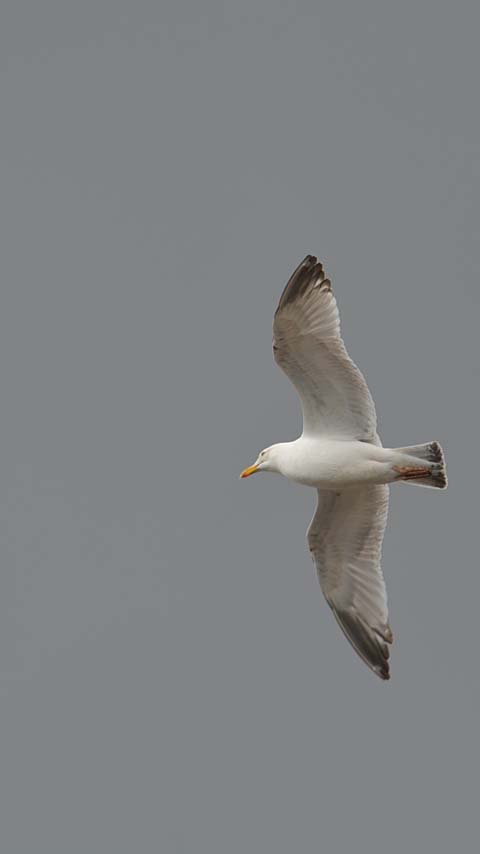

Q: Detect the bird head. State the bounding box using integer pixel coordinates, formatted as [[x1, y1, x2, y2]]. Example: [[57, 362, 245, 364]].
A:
[[240, 446, 279, 478]]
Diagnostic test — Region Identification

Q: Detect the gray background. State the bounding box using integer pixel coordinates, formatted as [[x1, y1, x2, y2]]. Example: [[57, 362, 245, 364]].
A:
[[0, 1, 478, 851]]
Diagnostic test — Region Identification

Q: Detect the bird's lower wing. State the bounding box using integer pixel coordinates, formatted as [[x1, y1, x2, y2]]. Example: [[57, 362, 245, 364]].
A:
[[307, 485, 392, 680]]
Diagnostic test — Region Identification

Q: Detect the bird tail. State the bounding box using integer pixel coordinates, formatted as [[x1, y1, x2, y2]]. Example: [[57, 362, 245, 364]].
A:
[[392, 441, 447, 489]]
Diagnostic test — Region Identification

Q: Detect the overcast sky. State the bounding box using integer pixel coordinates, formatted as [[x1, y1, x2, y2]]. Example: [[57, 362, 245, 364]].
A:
[[0, 2, 479, 852]]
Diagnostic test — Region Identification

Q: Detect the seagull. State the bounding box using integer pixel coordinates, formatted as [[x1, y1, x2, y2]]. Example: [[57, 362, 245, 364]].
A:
[[240, 255, 447, 680]]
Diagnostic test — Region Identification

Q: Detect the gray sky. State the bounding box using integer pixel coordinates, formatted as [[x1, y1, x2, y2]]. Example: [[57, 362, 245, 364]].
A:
[[0, 1, 478, 851]]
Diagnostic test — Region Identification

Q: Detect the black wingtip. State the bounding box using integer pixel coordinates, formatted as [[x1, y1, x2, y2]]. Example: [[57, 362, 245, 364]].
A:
[[330, 606, 393, 682], [275, 255, 328, 314]]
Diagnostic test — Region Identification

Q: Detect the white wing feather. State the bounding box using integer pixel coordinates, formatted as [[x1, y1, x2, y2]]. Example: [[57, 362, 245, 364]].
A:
[[307, 485, 392, 680], [273, 256, 377, 440]]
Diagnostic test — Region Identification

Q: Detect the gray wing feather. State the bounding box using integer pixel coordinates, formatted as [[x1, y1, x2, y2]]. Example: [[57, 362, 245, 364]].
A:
[[273, 256, 378, 440], [307, 485, 392, 680]]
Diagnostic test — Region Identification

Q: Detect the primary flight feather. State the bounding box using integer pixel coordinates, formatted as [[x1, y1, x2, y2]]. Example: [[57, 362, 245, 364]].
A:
[[241, 255, 447, 680]]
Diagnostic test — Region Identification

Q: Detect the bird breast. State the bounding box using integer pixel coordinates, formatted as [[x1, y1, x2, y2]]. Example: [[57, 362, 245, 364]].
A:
[[279, 438, 384, 489]]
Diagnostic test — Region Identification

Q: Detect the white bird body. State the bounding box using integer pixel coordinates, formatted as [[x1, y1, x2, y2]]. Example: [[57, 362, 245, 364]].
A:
[[241, 256, 447, 680], [266, 437, 408, 489]]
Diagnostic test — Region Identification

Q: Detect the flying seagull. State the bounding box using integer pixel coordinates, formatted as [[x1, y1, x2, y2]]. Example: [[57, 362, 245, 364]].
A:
[[240, 255, 447, 680]]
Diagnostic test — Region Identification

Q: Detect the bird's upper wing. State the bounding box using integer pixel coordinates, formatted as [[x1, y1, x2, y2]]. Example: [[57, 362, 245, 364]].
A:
[[273, 255, 377, 439], [307, 484, 392, 680]]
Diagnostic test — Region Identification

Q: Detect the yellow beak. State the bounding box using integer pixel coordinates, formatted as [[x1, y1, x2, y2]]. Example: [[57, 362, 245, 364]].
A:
[[240, 464, 259, 479]]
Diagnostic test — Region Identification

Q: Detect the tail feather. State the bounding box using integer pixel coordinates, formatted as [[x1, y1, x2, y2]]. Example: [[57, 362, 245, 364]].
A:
[[394, 441, 447, 489]]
